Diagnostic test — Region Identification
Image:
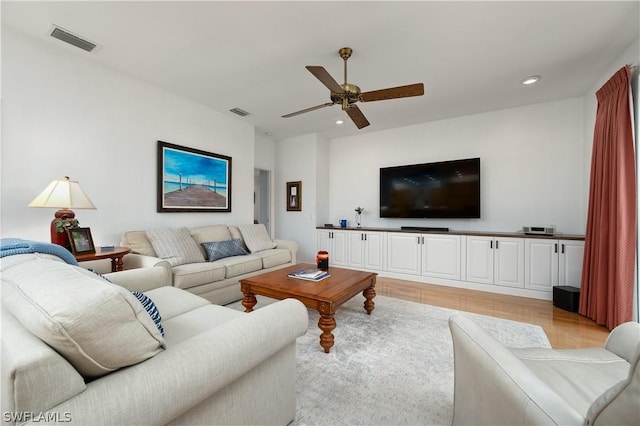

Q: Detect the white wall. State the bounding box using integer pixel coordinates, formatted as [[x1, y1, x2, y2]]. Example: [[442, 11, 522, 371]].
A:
[[1, 29, 255, 246], [328, 98, 586, 234], [275, 134, 324, 262]]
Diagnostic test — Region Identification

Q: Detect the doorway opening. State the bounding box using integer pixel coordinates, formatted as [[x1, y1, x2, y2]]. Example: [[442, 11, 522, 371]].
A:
[[254, 168, 271, 233]]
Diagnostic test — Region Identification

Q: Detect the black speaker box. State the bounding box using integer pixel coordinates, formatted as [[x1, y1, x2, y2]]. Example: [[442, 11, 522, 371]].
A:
[[553, 286, 580, 312]]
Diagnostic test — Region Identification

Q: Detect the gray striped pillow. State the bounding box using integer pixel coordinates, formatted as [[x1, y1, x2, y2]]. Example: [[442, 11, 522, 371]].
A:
[[238, 224, 277, 253], [145, 227, 204, 266]]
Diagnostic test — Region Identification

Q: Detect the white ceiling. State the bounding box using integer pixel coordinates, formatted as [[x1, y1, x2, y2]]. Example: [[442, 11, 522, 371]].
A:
[[3, 1, 639, 141]]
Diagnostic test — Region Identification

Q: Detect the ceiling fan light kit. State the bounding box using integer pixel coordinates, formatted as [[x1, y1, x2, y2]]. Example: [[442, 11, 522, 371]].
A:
[[282, 47, 424, 129]]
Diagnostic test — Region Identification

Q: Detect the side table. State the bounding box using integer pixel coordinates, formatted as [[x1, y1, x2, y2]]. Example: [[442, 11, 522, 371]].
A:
[[75, 247, 131, 272]]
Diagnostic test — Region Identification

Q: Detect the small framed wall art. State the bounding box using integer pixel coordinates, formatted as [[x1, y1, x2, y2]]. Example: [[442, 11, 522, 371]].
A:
[[66, 227, 96, 255], [286, 181, 302, 211]]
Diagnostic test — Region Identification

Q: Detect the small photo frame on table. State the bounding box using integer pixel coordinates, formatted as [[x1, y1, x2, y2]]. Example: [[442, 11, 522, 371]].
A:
[[286, 181, 302, 211], [66, 227, 95, 255]]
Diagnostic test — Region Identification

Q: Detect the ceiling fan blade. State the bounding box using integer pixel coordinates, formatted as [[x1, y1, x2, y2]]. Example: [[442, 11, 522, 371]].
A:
[[360, 83, 424, 102], [282, 102, 334, 118], [345, 105, 370, 129], [306, 66, 344, 94]]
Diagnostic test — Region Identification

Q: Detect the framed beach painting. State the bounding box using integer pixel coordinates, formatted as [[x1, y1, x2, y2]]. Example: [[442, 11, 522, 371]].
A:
[[157, 141, 232, 212]]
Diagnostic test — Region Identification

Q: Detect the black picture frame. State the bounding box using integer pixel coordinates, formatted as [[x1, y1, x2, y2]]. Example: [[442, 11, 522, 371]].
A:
[[157, 141, 232, 212], [66, 227, 96, 255], [286, 181, 302, 211]]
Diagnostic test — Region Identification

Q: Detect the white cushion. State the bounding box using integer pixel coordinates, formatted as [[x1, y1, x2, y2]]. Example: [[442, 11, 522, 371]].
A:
[[238, 224, 277, 253], [146, 227, 204, 266], [1, 254, 165, 378]]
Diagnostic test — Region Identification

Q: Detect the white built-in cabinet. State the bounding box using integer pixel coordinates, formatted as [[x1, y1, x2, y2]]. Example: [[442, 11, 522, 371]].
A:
[[524, 239, 585, 291], [346, 231, 387, 270], [316, 228, 584, 299], [466, 236, 525, 288], [387, 232, 461, 280], [316, 229, 348, 267]]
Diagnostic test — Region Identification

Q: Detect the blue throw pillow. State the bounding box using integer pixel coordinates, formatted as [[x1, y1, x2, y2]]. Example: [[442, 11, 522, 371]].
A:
[[202, 239, 248, 262], [131, 291, 164, 336]]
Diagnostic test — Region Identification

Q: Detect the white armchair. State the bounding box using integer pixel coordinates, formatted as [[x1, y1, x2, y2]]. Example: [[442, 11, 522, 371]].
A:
[[448, 314, 640, 425]]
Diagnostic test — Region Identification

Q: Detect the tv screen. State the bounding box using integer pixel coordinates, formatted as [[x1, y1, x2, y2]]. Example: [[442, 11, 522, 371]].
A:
[[380, 158, 480, 219]]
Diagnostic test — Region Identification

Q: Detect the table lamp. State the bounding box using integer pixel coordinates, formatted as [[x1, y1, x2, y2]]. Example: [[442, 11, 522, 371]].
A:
[[28, 176, 97, 247]]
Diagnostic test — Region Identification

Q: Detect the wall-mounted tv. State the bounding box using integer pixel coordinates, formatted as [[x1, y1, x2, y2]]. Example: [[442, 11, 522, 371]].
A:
[[380, 157, 480, 219]]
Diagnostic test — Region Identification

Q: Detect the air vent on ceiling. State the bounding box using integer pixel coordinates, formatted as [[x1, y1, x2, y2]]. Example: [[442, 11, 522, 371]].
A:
[[49, 25, 98, 53], [229, 107, 250, 117]]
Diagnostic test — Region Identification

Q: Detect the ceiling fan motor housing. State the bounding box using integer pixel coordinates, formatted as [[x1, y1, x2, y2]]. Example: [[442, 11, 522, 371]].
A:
[[331, 83, 361, 108]]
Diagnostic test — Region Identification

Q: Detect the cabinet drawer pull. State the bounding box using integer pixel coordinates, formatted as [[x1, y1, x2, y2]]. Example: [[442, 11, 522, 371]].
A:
[[490, 240, 493, 249], [561, 244, 565, 254], [554, 243, 558, 253], [495, 240, 499, 249]]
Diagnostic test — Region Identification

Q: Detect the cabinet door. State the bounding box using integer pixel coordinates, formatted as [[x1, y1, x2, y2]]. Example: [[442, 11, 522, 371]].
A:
[[364, 232, 386, 271], [316, 230, 332, 253], [331, 230, 349, 266], [387, 232, 421, 275], [422, 234, 461, 280], [559, 240, 584, 287], [525, 239, 558, 291], [347, 231, 365, 268], [466, 236, 494, 284], [494, 237, 524, 288]]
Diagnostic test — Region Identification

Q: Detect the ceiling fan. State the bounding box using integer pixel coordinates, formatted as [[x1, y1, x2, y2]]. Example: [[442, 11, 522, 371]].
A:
[[282, 47, 424, 129]]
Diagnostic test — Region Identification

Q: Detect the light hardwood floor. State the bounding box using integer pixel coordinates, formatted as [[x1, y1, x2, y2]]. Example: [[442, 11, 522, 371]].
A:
[[377, 276, 610, 349]]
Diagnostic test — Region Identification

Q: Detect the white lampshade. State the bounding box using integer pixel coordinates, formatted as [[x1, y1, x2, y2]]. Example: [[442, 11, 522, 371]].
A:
[[28, 176, 96, 209]]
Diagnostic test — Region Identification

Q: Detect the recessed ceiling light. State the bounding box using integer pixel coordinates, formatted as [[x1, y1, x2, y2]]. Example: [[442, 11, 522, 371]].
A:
[[264, 132, 272, 136], [521, 75, 541, 85], [336, 120, 344, 125]]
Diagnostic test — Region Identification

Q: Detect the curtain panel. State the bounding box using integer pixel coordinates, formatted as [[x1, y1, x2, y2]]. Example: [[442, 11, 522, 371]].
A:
[[580, 66, 636, 329]]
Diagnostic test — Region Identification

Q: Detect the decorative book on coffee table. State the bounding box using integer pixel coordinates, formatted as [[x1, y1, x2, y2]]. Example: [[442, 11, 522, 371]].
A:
[[288, 268, 331, 281]]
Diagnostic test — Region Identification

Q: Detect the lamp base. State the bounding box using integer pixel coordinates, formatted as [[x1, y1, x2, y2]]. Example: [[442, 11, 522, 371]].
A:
[[50, 209, 76, 249]]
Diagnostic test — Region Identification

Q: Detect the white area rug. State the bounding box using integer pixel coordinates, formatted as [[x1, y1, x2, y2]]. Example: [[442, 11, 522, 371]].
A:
[[228, 294, 550, 425]]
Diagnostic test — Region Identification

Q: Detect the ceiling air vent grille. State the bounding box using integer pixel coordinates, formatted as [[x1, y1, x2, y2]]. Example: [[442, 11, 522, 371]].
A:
[[49, 25, 98, 52], [229, 108, 250, 117]]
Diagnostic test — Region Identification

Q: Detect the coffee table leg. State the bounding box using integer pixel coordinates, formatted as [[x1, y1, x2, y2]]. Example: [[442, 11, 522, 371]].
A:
[[318, 314, 336, 353], [363, 285, 376, 315], [240, 283, 257, 312]]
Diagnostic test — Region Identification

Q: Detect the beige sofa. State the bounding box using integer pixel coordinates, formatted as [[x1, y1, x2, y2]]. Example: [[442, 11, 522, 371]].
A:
[[448, 313, 640, 425], [1, 252, 308, 425], [120, 224, 298, 305]]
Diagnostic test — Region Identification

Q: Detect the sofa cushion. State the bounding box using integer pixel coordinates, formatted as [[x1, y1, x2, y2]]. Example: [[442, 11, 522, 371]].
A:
[[1, 255, 165, 378], [238, 224, 277, 253], [252, 248, 292, 269], [122, 231, 156, 256], [145, 286, 210, 320], [172, 262, 226, 290], [1, 308, 86, 415], [146, 227, 205, 266], [161, 304, 245, 346], [513, 347, 630, 417], [202, 239, 248, 262], [218, 255, 263, 278]]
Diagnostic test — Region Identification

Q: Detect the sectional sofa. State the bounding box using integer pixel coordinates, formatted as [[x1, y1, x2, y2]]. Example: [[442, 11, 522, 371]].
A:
[[1, 250, 309, 425], [120, 224, 298, 305]]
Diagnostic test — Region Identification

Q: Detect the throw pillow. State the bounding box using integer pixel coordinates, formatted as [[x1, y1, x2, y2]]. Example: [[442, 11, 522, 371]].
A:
[[238, 224, 277, 254], [1, 255, 165, 378], [131, 291, 164, 336], [202, 239, 248, 262], [145, 227, 204, 266]]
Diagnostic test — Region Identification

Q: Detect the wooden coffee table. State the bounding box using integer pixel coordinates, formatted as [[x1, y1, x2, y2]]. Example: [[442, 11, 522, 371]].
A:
[[240, 264, 377, 353]]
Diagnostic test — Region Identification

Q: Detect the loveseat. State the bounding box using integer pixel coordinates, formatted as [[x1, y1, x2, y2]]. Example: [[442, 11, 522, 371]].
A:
[[448, 313, 640, 425], [120, 224, 298, 305], [1, 251, 309, 425]]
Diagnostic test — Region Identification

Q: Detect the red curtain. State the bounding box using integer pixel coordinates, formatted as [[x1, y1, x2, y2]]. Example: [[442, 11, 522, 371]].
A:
[[580, 66, 636, 329]]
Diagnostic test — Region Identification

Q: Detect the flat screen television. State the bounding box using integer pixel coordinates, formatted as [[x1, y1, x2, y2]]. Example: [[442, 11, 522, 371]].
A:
[[380, 157, 480, 219]]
